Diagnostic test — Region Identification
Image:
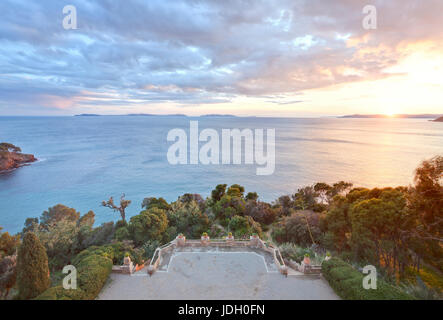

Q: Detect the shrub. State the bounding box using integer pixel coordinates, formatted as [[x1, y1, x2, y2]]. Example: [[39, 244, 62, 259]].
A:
[[401, 277, 441, 300], [36, 245, 114, 300], [16, 233, 51, 299], [278, 244, 319, 263], [142, 240, 161, 260], [279, 243, 298, 261], [322, 257, 414, 300], [228, 215, 262, 238]]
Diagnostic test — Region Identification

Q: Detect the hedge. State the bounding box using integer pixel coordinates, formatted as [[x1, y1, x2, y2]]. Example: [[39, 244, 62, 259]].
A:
[[322, 257, 414, 300], [36, 246, 114, 300]]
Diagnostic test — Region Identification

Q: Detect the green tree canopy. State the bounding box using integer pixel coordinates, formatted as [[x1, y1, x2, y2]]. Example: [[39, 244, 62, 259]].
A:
[[40, 204, 80, 229], [16, 233, 50, 299], [211, 184, 227, 202], [0, 142, 21, 153], [167, 200, 210, 238], [141, 197, 171, 211], [0, 227, 20, 258], [128, 208, 168, 245]]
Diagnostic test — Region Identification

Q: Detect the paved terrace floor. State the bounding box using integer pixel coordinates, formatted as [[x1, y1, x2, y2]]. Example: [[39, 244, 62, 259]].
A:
[[98, 246, 339, 300]]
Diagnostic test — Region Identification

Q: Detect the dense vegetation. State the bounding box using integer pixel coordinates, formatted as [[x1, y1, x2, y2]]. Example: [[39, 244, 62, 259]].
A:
[[0, 156, 441, 300], [322, 257, 414, 300]]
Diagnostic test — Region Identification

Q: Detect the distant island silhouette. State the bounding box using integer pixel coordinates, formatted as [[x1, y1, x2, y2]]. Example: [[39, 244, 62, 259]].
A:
[[340, 114, 442, 119], [74, 113, 238, 117]]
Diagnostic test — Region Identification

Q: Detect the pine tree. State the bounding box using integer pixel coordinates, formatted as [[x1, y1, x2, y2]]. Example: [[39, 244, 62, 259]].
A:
[[16, 232, 50, 299]]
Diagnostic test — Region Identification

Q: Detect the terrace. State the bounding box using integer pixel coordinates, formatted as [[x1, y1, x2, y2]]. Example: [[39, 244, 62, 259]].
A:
[[98, 235, 339, 300]]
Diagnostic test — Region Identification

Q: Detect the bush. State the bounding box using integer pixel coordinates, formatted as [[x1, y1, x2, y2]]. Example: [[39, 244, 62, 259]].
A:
[[36, 245, 113, 300], [142, 240, 161, 260], [322, 257, 414, 300], [279, 243, 320, 264], [279, 243, 298, 261], [228, 215, 262, 238]]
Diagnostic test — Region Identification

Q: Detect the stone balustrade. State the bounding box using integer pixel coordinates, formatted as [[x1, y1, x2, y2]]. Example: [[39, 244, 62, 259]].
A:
[[145, 234, 288, 277]]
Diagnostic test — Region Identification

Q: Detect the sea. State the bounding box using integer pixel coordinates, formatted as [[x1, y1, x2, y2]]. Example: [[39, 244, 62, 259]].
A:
[[1, 116, 442, 234]]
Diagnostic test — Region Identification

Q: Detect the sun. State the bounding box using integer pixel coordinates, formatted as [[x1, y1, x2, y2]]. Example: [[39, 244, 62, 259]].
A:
[[382, 109, 398, 117]]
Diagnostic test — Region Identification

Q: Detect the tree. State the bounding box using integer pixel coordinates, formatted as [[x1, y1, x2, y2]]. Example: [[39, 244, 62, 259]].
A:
[[330, 181, 353, 198], [349, 189, 415, 274], [245, 201, 276, 225], [227, 184, 245, 197], [0, 142, 21, 153], [78, 211, 95, 228], [323, 195, 352, 252], [272, 210, 322, 247], [34, 210, 96, 270], [82, 222, 115, 247], [407, 156, 443, 272], [128, 208, 168, 245], [167, 200, 210, 238], [293, 186, 318, 211], [40, 204, 80, 229], [0, 227, 20, 258], [178, 193, 206, 211], [37, 219, 79, 270], [314, 181, 353, 204], [211, 184, 227, 203], [141, 197, 170, 211], [212, 194, 246, 224], [228, 215, 262, 238], [102, 194, 131, 221], [16, 233, 50, 299], [22, 217, 39, 234], [245, 192, 259, 201], [409, 156, 442, 233], [275, 195, 293, 216]]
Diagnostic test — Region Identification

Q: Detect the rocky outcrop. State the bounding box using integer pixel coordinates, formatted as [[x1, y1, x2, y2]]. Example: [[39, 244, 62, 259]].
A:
[[432, 116, 443, 122], [0, 143, 37, 172]]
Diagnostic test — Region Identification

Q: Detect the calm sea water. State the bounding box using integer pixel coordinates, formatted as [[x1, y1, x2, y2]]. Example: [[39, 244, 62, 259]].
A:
[[1, 116, 442, 233]]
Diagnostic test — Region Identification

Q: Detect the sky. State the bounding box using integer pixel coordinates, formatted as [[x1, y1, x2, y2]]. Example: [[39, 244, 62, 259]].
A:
[[0, 0, 442, 117]]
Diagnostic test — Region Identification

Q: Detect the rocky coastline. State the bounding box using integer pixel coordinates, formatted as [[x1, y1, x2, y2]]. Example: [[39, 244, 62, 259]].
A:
[[0, 143, 37, 173]]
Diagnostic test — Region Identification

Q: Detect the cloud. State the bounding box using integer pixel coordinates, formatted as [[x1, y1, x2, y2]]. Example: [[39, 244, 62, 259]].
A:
[[0, 0, 442, 114]]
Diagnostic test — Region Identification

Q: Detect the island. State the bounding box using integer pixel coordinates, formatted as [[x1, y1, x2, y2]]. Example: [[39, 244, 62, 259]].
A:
[[340, 114, 442, 119], [431, 116, 443, 122], [200, 114, 237, 117], [0, 143, 37, 172]]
